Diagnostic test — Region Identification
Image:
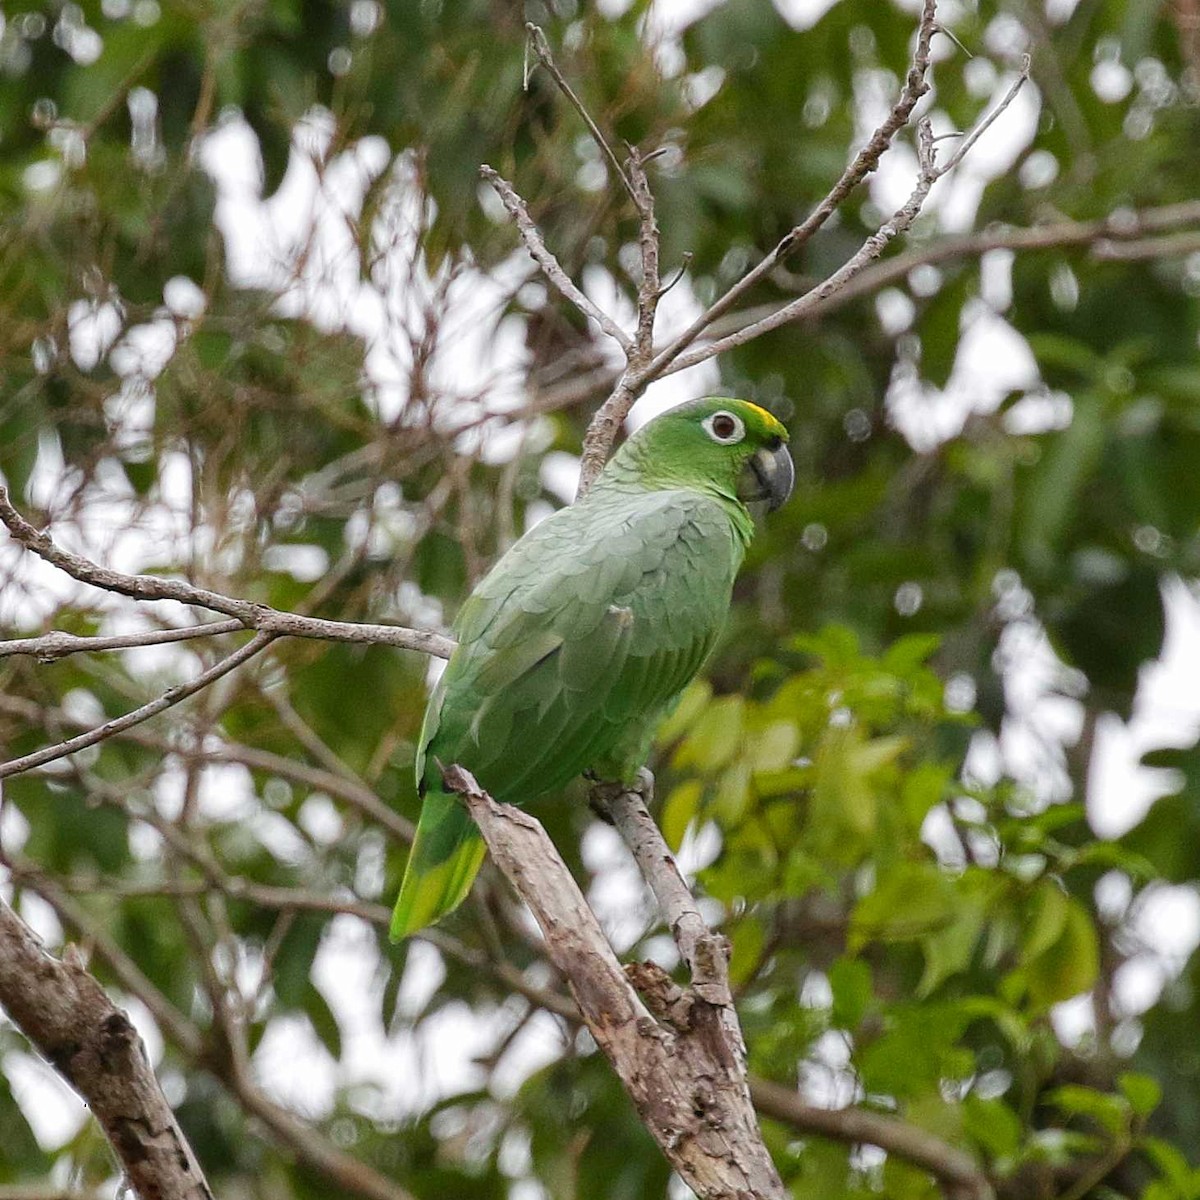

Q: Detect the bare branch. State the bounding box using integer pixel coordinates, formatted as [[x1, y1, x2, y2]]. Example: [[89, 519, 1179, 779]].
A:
[[525, 23, 637, 206], [445, 763, 787, 1200], [750, 1077, 995, 1200], [0, 632, 277, 780], [598, 772, 732, 1008], [735, 199, 1200, 326], [0, 693, 415, 843], [0, 896, 213, 1200], [480, 164, 634, 351], [520, 200, 1200, 419], [576, 144, 667, 495], [639, 0, 941, 383], [0, 619, 244, 662], [932, 57, 1031, 177], [6, 866, 206, 1058], [628, 145, 663, 356], [0, 486, 454, 660], [13, 859, 417, 1200], [664, 129, 942, 373], [1092, 227, 1200, 260], [655, 59, 1034, 377]]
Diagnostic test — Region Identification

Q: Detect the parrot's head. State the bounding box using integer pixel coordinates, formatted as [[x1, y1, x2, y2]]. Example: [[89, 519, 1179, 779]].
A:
[[618, 397, 794, 515]]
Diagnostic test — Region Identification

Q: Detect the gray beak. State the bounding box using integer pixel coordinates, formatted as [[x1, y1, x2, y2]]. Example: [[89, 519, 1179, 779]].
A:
[[738, 443, 794, 513]]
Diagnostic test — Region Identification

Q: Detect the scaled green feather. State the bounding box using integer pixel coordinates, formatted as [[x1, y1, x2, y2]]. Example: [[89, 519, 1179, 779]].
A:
[[391, 397, 791, 939]]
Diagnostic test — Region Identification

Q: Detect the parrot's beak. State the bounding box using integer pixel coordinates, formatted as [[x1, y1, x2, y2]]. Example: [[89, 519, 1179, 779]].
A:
[[738, 442, 794, 513]]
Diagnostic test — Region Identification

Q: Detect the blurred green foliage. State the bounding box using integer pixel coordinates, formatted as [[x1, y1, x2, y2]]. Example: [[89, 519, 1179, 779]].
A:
[[2, 0, 1200, 1198]]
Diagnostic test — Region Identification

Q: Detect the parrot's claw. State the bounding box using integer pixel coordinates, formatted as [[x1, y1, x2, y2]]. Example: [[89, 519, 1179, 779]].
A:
[[587, 767, 655, 823]]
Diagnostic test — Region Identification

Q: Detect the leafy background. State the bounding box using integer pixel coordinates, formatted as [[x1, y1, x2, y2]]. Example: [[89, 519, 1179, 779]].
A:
[[1, 0, 1200, 1197]]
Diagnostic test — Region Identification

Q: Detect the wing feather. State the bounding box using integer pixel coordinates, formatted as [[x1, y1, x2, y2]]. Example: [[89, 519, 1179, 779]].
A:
[[426, 489, 742, 803]]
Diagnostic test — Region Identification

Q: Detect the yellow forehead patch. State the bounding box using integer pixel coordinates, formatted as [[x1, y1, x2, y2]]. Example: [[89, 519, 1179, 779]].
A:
[[739, 401, 789, 441]]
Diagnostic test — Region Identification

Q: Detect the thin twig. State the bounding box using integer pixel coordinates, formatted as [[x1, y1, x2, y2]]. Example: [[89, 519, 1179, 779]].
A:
[[934, 57, 1031, 176], [0, 693, 415, 843], [663, 121, 943, 373], [639, 0, 941, 383], [525, 23, 638, 206], [0, 632, 277, 779], [750, 1077, 995, 1200], [575, 146, 665, 495], [0, 619, 245, 661], [480, 164, 634, 351], [657, 63, 1031, 377], [0, 486, 454, 659], [599, 772, 733, 1008]]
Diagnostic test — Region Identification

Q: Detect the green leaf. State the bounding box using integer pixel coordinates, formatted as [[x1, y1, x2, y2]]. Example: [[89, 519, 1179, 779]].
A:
[[303, 981, 343, 1061], [828, 957, 872, 1030], [656, 679, 712, 743], [728, 915, 766, 986], [749, 719, 799, 773], [1022, 881, 1070, 960], [660, 780, 702, 851], [1117, 1071, 1162, 1118], [672, 695, 744, 772], [962, 1094, 1023, 1161], [1021, 897, 1101, 1009], [850, 861, 958, 950], [1045, 1084, 1130, 1135]]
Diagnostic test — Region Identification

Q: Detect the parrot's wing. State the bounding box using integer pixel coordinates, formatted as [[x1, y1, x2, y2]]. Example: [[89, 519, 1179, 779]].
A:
[[392, 490, 741, 937], [434, 489, 741, 799]]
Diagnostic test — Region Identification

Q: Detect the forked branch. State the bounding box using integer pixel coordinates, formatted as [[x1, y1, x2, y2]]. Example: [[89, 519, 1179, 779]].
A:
[[444, 763, 787, 1200]]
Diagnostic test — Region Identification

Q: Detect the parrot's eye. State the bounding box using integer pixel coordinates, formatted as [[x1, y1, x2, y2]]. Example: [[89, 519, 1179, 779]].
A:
[[703, 411, 745, 444]]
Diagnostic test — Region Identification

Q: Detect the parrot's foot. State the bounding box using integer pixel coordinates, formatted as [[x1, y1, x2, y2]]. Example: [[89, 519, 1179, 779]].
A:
[[587, 767, 655, 823]]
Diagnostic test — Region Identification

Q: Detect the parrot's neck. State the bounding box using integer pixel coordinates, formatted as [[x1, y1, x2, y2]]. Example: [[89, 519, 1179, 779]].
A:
[[590, 455, 755, 548]]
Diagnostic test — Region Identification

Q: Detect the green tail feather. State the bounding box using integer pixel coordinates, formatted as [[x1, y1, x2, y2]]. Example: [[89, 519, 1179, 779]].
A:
[[390, 787, 487, 940]]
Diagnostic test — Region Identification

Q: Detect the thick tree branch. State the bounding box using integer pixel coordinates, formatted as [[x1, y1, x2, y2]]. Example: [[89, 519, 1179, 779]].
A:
[[0, 486, 454, 659], [7, 859, 482, 1200], [0, 896, 213, 1200], [445, 764, 786, 1200]]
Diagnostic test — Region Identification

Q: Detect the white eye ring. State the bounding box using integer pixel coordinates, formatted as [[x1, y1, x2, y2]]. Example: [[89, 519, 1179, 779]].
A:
[[702, 410, 745, 445]]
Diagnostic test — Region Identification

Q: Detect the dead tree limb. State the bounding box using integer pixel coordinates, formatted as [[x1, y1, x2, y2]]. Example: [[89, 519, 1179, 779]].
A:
[[445, 763, 786, 1200], [0, 896, 213, 1200]]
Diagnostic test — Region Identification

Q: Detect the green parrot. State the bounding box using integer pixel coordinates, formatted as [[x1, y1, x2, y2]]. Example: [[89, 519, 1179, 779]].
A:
[[390, 396, 793, 938]]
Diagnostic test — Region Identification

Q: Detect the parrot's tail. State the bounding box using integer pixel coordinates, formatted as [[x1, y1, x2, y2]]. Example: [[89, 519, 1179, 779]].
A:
[[390, 786, 487, 940]]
